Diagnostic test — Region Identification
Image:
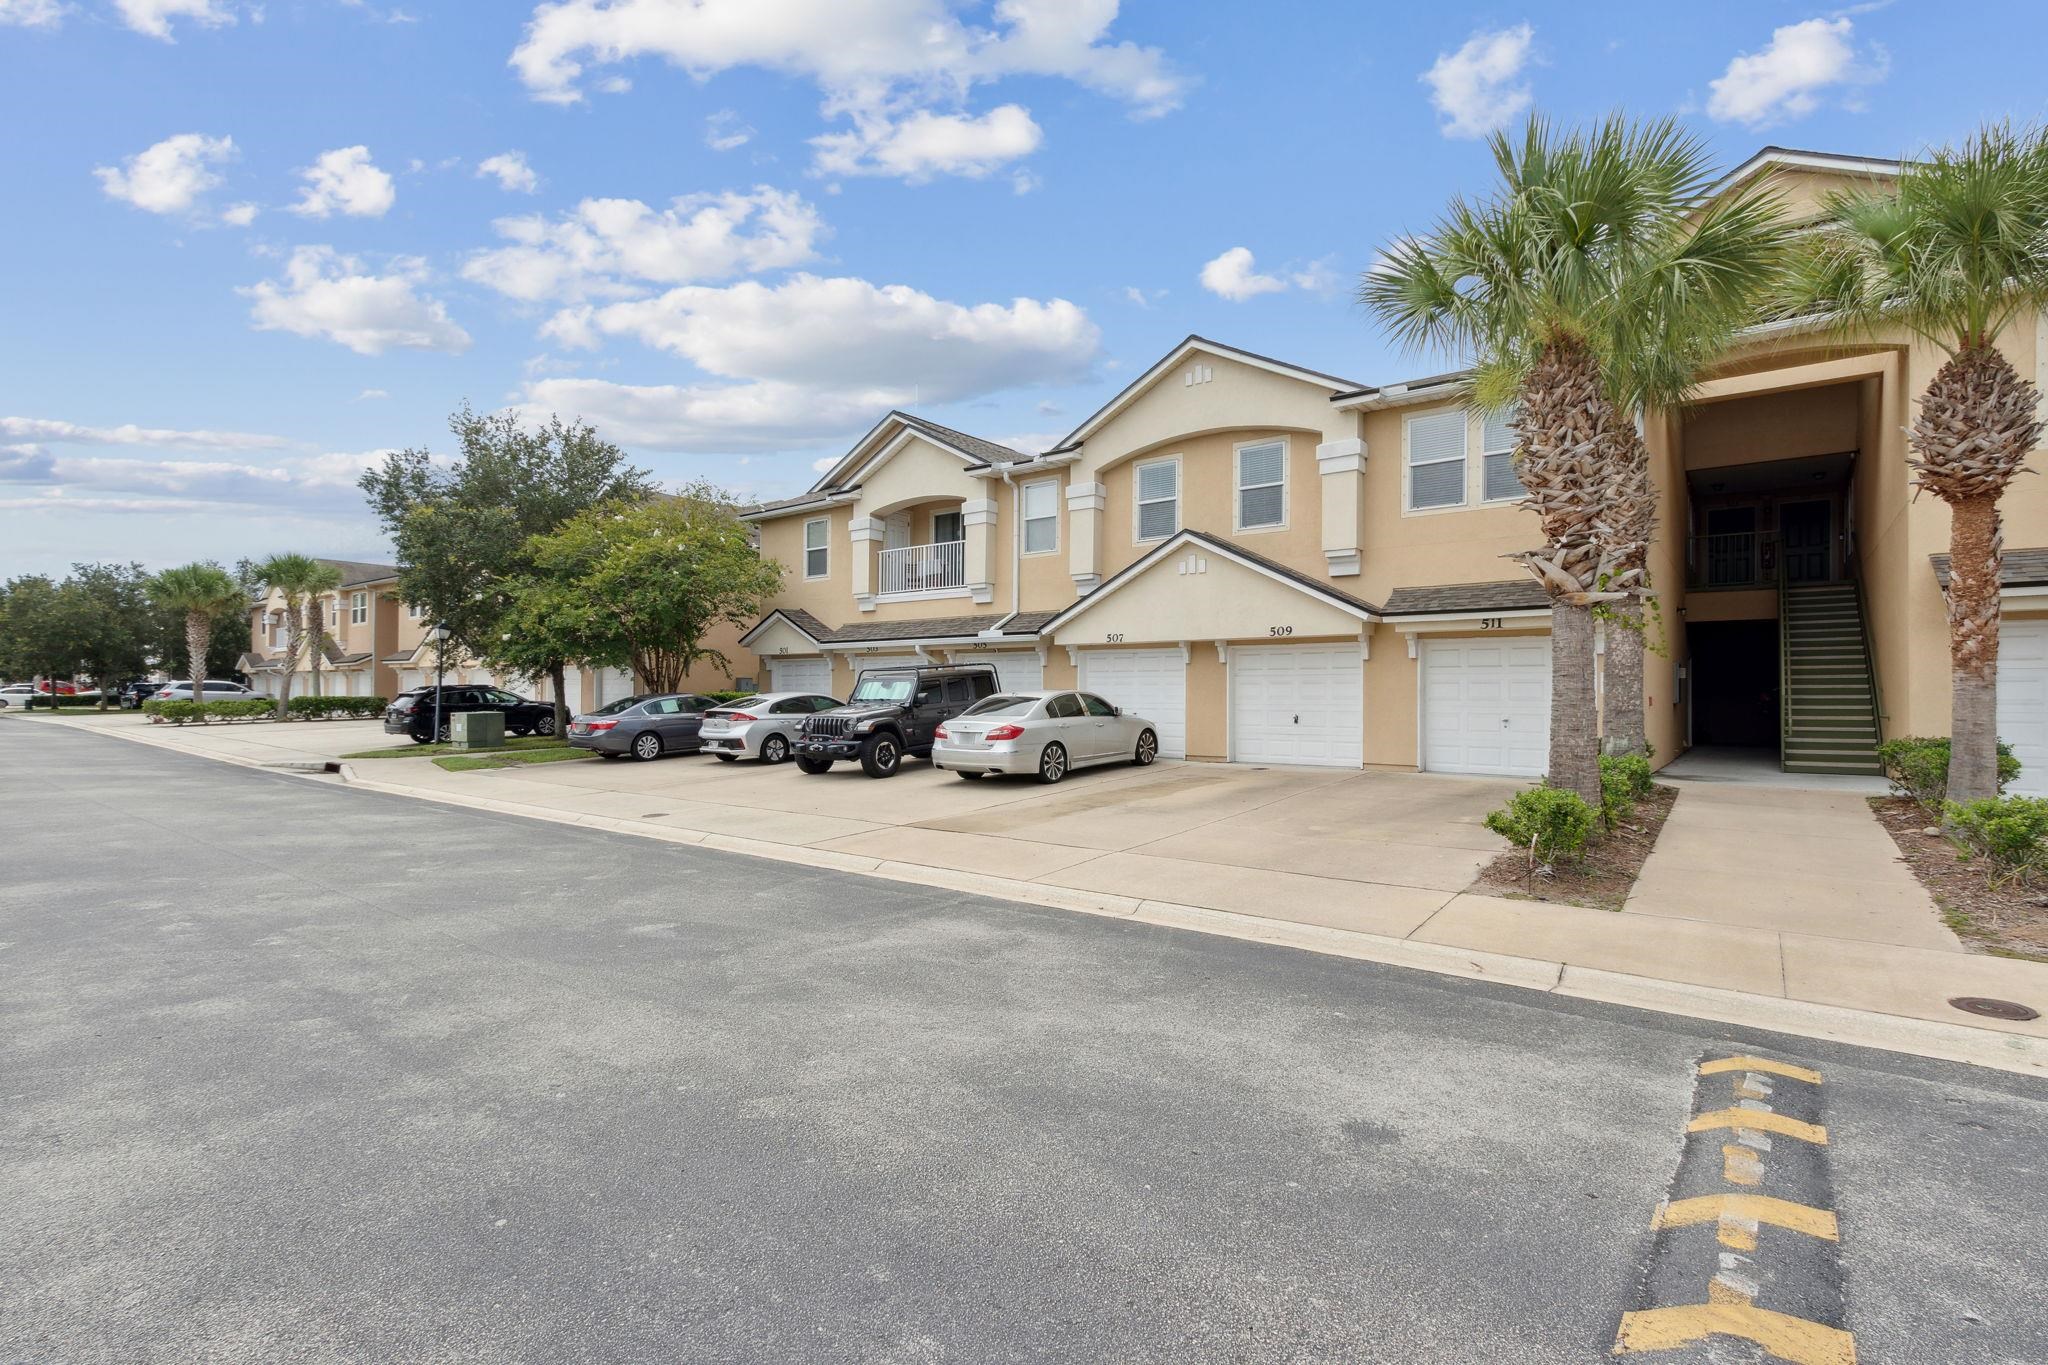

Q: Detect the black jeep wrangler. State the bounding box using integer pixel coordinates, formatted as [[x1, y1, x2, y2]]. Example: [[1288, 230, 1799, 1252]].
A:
[[794, 663, 999, 778]]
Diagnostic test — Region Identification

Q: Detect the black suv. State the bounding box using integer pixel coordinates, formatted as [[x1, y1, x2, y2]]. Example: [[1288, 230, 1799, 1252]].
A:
[[795, 664, 999, 777], [116, 679, 161, 709], [383, 685, 557, 743]]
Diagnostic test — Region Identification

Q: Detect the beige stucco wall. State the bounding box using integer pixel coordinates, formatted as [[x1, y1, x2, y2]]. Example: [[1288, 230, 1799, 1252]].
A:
[[1682, 383, 1860, 472], [1093, 429, 1326, 582], [1048, 547, 1365, 646]]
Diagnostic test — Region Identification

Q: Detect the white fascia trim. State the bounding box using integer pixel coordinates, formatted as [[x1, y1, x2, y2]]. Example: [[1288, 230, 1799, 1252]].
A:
[[968, 450, 1080, 480], [1388, 607, 1551, 628], [739, 610, 824, 648], [739, 491, 859, 524], [843, 425, 988, 489], [819, 634, 1024, 653], [1052, 338, 1358, 449], [1714, 147, 1902, 197], [1039, 530, 1380, 635], [1331, 377, 1471, 413]]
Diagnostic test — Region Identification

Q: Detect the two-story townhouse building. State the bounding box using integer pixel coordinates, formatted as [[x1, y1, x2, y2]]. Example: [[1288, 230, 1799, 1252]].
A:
[[740, 146, 2048, 791]]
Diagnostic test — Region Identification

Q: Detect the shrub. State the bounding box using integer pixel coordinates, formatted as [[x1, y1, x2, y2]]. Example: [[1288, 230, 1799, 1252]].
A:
[[23, 694, 105, 709], [205, 698, 273, 720], [1942, 795, 2048, 887], [705, 689, 752, 703], [1484, 786, 1598, 867], [154, 700, 203, 724], [1598, 763, 1635, 830], [1877, 736, 2021, 809], [281, 694, 387, 719]]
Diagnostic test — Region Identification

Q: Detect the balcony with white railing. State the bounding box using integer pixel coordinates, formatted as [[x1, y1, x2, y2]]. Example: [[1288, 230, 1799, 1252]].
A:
[[877, 539, 966, 595]]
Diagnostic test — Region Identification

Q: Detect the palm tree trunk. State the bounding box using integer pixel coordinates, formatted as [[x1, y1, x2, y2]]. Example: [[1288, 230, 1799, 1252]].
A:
[[1550, 602, 1601, 803], [309, 599, 324, 700], [186, 612, 211, 710], [1947, 493, 2003, 802], [1602, 600, 1648, 758]]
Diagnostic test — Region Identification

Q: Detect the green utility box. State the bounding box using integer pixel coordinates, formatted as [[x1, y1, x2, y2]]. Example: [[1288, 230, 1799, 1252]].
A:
[[451, 709, 505, 750]]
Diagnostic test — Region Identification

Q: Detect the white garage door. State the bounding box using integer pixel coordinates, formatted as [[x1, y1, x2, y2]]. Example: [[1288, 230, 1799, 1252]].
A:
[[1999, 620, 2048, 795], [1080, 648, 1187, 758], [768, 656, 832, 696], [1423, 637, 1551, 777], [595, 666, 635, 705], [1230, 645, 1363, 768], [991, 651, 1043, 693], [855, 654, 919, 675], [397, 668, 423, 693]]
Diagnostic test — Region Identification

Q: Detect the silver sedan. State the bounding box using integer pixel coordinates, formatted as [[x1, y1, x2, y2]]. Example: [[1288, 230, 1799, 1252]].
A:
[[931, 689, 1160, 783], [698, 692, 843, 764]]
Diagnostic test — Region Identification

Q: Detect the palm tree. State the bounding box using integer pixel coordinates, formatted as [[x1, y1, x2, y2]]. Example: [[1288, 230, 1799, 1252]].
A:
[[255, 554, 340, 717], [149, 563, 247, 708], [1787, 123, 2048, 802], [1363, 115, 1788, 800]]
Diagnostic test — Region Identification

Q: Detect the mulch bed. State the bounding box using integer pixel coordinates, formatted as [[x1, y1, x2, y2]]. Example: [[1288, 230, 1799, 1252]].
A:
[[1470, 785, 1679, 912], [1870, 796, 2048, 961]]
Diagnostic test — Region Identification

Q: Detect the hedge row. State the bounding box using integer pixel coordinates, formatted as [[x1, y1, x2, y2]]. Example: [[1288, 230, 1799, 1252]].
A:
[[285, 694, 388, 718], [20, 695, 108, 709], [143, 698, 273, 723]]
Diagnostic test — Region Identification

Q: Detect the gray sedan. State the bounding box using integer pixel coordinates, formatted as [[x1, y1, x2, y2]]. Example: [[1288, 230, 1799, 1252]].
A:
[[931, 690, 1160, 784], [697, 692, 842, 764], [567, 693, 722, 761]]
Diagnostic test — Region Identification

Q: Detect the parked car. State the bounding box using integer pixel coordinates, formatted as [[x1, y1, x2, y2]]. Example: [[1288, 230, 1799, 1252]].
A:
[[698, 692, 843, 764], [932, 690, 1160, 784], [117, 680, 162, 709], [794, 664, 999, 778], [382, 685, 557, 743], [566, 693, 723, 761], [0, 684, 38, 708], [152, 680, 256, 702]]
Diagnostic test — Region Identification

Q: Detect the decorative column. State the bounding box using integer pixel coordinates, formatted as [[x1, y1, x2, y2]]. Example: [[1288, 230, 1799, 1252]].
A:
[[1316, 436, 1366, 577], [1066, 481, 1105, 595], [848, 516, 881, 612], [962, 498, 997, 605]]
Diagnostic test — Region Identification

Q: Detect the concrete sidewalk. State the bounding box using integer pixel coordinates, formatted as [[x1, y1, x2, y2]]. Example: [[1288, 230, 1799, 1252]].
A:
[[27, 709, 2047, 1074]]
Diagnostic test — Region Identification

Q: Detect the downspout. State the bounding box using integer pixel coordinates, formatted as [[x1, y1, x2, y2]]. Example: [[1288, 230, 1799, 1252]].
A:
[[1000, 465, 1022, 618]]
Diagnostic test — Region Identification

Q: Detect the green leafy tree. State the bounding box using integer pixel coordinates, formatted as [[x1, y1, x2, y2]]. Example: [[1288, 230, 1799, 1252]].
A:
[[63, 563, 155, 708], [1363, 116, 1789, 798], [0, 575, 71, 691], [149, 563, 248, 705], [253, 554, 343, 717], [1786, 123, 2048, 802], [360, 405, 656, 731], [516, 489, 783, 694]]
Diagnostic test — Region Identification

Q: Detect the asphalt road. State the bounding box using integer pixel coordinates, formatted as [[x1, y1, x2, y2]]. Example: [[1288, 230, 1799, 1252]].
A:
[[3, 720, 2045, 1363]]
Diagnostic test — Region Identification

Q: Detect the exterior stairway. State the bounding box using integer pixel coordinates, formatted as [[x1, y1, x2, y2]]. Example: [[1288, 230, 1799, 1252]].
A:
[[1780, 582, 1884, 775]]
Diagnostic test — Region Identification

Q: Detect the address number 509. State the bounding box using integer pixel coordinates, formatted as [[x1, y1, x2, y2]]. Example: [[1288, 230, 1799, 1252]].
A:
[[1267, 625, 1293, 637]]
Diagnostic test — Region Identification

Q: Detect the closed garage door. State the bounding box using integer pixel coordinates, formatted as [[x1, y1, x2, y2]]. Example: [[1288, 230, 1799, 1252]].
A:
[[768, 656, 832, 696], [1423, 638, 1551, 777], [595, 666, 635, 706], [1080, 648, 1187, 758], [855, 653, 919, 675], [1230, 645, 1363, 768], [991, 651, 1043, 693], [2000, 620, 2048, 795]]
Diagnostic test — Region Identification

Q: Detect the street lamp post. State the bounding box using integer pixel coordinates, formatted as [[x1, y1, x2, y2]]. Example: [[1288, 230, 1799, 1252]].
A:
[[430, 621, 451, 742]]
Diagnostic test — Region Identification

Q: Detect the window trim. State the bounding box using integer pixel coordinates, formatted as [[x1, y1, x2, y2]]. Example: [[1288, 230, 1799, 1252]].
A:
[[1232, 436, 1289, 533], [802, 515, 830, 580], [1479, 406, 1524, 505], [350, 591, 368, 626], [1131, 454, 1181, 545], [1403, 408, 1469, 515], [1020, 477, 1060, 556]]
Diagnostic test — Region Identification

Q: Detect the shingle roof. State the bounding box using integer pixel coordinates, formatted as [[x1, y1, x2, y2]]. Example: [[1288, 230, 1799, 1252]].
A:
[[825, 613, 1020, 643], [1182, 530, 1381, 616], [319, 558, 400, 587], [895, 413, 1031, 466], [773, 607, 834, 640], [1002, 609, 1064, 634], [1931, 548, 2048, 588], [1381, 579, 1551, 615]]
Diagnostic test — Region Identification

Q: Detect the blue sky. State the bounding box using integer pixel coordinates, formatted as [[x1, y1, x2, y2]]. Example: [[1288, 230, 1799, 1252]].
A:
[[4, 0, 2046, 577]]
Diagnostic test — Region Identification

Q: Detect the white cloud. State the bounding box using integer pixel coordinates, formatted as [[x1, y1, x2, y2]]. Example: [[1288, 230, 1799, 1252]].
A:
[[512, 377, 887, 452], [1422, 23, 1534, 139], [0, 446, 397, 518], [1706, 17, 1886, 126], [477, 150, 540, 193], [290, 145, 396, 218], [811, 104, 1042, 181], [462, 185, 826, 302], [0, 0, 68, 29], [94, 133, 236, 215], [357, 388, 390, 400], [705, 109, 754, 151], [1198, 247, 1285, 302], [0, 415, 292, 452], [242, 246, 471, 355], [114, 0, 235, 40], [810, 455, 838, 473], [509, 0, 1181, 181], [220, 201, 259, 226]]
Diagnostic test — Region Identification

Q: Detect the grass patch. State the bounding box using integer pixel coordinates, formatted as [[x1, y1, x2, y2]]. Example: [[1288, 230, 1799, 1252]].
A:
[[434, 747, 592, 773], [342, 735, 567, 760]]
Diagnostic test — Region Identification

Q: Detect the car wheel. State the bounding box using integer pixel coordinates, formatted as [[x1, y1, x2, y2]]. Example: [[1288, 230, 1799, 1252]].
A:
[[534, 713, 557, 737], [436, 721, 453, 743], [760, 734, 790, 765], [859, 734, 901, 778], [955, 770, 985, 781], [1133, 729, 1158, 766], [409, 730, 431, 745], [1037, 742, 1068, 784], [796, 756, 833, 775], [632, 731, 663, 762]]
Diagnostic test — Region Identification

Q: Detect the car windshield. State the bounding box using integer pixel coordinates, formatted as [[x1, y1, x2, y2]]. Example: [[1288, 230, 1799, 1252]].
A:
[[849, 675, 915, 704], [589, 694, 655, 717], [963, 695, 1037, 718], [715, 696, 766, 712]]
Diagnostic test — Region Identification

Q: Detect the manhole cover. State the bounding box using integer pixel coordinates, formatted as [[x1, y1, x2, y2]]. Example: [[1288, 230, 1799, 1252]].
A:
[[1948, 996, 2041, 1022]]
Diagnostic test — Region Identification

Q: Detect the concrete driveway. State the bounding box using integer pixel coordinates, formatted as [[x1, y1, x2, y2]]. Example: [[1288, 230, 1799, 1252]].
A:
[[392, 751, 1527, 938]]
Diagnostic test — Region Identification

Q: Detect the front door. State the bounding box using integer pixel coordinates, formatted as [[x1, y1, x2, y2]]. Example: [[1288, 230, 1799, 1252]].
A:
[[1780, 500, 1832, 584]]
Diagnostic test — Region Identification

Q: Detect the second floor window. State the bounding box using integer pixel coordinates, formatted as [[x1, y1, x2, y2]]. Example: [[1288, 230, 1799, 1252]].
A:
[[350, 591, 368, 626], [1236, 440, 1286, 530], [1021, 478, 1058, 554], [803, 516, 829, 579], [1135, 458, 1179, 542], [933, 510, 963, 543], [1406, 409, 1467, 511], [408, 602, 422, 619], [1482, 407, 1525, 502]]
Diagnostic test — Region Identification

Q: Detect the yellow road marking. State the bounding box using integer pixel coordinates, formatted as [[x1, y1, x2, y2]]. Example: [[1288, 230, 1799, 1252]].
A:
[[1722, 1143, 1764, 1186], [1717, 1217, 1759, 1251], [1614, 1304, 1856, 1364], [1656, 1194, 1840, 1241], [1707, 1278, 1754, 1306], [1702, 1056, 1823, 1084], [1690, 1108, 1828, 1144]]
